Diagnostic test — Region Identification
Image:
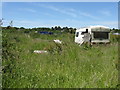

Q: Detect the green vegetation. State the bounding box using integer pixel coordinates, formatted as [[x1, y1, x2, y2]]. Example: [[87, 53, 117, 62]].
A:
[[2, 27, 120, 88]]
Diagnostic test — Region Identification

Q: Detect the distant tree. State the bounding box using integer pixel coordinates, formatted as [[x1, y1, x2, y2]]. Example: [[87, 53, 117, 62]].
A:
[[57, 26, 61, 31], [63, 27, 69, 32], [6, 26, 11, 29], [51, 27, 54, 31], [111, 28, 120, 33], [32, 28, 37, 30], [73, 28, 76, 34], [20, 27, 25, 29], [113, 28, 115, 30], [69, 27, 73, 33], [55, 26, 58, 30], [14, 27, 19, 30], [24, 30, 30, 33]]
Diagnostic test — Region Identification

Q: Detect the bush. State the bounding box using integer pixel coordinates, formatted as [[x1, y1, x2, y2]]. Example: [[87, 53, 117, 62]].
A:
[[110, 34, 120, 42]]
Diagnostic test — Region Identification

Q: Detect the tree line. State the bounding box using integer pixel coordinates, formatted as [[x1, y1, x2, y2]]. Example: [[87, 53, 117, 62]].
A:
[[2, 26, 120, 34], [2, 26, 77, 34]]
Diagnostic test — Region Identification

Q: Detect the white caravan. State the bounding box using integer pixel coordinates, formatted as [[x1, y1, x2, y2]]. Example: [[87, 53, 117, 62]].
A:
[[75, 25, 110, 45]]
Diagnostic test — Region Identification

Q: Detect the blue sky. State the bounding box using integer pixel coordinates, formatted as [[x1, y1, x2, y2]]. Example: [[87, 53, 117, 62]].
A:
[[2, 2, 118, 28]]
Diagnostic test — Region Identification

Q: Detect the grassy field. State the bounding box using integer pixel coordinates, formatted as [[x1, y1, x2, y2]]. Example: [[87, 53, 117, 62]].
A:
[[2, 29, 119, 88]]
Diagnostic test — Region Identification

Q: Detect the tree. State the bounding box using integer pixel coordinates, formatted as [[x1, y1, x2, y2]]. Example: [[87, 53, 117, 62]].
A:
[[20, 27, 25, 29], [57, 26, 61, 31], [51, 27, 54, 31], [14, 27, 19, 30], [54, 26, 58, 30], [63, 27, 69, 32]]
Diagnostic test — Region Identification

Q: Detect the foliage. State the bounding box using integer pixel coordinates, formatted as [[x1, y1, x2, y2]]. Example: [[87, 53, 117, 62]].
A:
[[2, 28, 118, 88], [111, 28, 120, 33], [110, 33, 120, 42]]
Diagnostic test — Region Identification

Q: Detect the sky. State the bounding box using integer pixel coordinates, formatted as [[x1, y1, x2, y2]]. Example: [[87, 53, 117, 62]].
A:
[[2, 2, 118, 29]]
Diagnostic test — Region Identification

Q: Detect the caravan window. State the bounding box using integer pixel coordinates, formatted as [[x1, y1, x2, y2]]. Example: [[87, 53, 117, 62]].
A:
[[76, 32, 79, 37], [93, 32, 109, 39]]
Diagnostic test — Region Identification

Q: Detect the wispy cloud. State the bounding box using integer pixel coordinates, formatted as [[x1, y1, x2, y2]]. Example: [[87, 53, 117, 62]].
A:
[[79, 12, 100, 20], [37, 4, 100, 20], [43, 13, 54, 17], [38, 4, 77, 18], [19, 8, 37, 13], [24, 8, 37, 13], [67, 8, 100, 20], [99, 10, 111, 16]]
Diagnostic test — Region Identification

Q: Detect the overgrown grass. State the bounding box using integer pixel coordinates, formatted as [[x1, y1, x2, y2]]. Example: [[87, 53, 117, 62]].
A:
[[2, 29, 119, 88]]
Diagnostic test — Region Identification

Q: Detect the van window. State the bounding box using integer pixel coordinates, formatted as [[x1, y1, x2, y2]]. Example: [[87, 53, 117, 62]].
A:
[[81, 29, 88, 35], [76, 32, 79, 37], [81, 32, 86, 35], [86, 29, 88, 33]]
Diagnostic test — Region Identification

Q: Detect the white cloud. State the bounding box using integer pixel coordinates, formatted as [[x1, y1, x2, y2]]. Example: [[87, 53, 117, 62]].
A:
[[89, 21, 118, 28], [3, 19, 117, 29], [63, 20, 118, 28], [9, 20, 61, 28]]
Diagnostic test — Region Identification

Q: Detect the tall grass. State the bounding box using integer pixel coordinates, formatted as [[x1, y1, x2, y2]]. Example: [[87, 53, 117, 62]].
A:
[[2, 29, 119, 88]]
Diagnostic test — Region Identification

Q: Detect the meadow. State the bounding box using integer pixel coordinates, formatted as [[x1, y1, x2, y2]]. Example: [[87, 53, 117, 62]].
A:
[[2, 28, 119, 88]]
